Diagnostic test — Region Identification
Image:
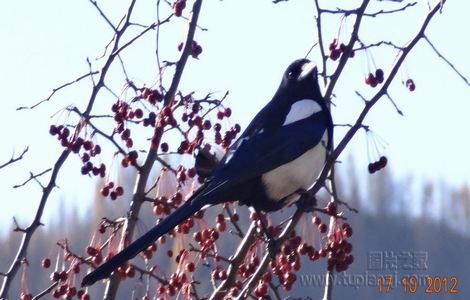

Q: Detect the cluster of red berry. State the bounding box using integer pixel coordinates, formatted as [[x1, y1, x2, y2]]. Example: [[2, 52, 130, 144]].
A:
[[177, 40, 203, 58], [115, 263, 136, 280], [48, 264, 85, 299], [329, 38, 355, 61], [192, 227, 220, 252], [85, 245, 103, 267], [100, 181, 124, 200], [142, 87, 164, 105], [40, 252, 88, 299], [326, 222, 354, 272], [312, 215, 328, 233], [270, 234, 310, 292], [49, 125, 106, 178], [172, 0, 186, 17], [153, 192, 184, 216], [112, 100, 145, 149], [368, 155, 388, 174], [365, 69, 385, 88], [156, 270, 191, 297], [405, 78, 416, 91], [215, 123, 241, 149]]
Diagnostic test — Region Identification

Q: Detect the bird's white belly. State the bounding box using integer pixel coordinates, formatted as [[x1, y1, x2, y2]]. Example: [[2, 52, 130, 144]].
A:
[[261, 132, 327, 204]]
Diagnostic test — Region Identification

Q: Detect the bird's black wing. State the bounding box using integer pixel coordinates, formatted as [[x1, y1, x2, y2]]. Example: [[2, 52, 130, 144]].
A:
[[201, 110, 331, 198]]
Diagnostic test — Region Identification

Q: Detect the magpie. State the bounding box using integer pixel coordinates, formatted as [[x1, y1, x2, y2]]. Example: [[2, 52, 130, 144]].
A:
[[81, 58, 333, 287]]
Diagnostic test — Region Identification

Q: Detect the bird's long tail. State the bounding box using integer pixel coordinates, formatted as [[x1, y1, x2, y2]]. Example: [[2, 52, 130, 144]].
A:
[[81, 197, 205, 287]]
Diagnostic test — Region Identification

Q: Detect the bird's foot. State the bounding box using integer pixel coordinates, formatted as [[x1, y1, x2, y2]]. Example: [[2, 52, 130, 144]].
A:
[[295, 189, 317, 212]]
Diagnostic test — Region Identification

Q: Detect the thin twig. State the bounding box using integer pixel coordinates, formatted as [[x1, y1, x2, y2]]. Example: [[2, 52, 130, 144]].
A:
[[89, 0, 117, 32], [0, 147, 29, 170], [13, 168, 52, 189], [16, 71, 98, 111], [424, 35, 470, 87], [319, 2, 417, 17]]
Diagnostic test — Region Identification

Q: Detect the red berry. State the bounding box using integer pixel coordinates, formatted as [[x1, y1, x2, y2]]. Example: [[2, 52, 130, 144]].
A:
[[185, 262, 195, 272], [250, 211, 258, 221], [329, 38, 338, 51], [83, 141, 93, 151], [42, 257, 51, 268], [203, 120, 212, 130], [318, 223, 328, 233], [160, 142, 169, 153], [190, 41, 203, 58], [343, 226, 353, 238], [326, 202, 337, 215], [379, 156, 388, 167], [50, 271, 60, 282], [49, 125, 59, 136], [216, 222, 226, 232], [20, 292, 32, 300], [406, 79, 416, 91], [172, 0, 186, 17], [100, 187, 110, 198], [86, 246, 97, 256], [312, 216, 321, 226], [177, 42, 184, 51], [375, 69, 384, 83], [142, 88, 152, 99], [329, 49, 341, 61], [365, 73, 377, 87], [121, 129, 130, 140], [115, 186, 124, 196]]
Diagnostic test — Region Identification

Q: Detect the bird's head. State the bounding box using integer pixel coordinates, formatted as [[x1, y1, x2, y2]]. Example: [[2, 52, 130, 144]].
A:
[[278, 59, 322, 101]]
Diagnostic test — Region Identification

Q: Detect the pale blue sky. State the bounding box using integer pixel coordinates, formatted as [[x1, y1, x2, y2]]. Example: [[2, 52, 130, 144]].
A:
[[1, 0, 469, 234]]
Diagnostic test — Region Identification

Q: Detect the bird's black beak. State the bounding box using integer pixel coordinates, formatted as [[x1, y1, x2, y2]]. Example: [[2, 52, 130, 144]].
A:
[[298, 61, 317, 81]]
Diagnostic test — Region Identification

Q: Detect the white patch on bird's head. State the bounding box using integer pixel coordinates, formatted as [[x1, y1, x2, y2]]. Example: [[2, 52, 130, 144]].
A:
[[298, 61, 317, 81], [283, 99, 322, 126]]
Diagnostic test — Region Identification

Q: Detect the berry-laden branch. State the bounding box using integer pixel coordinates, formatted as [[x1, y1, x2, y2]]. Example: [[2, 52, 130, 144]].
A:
[[0, 147, 28, 170], [0, 0, 145, 298], [210, 222, 257, 300], [100, 1, 203, 299]]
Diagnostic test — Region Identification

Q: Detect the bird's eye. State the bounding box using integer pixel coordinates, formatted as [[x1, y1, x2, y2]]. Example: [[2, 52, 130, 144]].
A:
[[287, 71, 296, 80]]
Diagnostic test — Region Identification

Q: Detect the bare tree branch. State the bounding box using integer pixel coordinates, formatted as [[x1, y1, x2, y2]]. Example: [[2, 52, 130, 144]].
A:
[[0, 147, 28, 170]]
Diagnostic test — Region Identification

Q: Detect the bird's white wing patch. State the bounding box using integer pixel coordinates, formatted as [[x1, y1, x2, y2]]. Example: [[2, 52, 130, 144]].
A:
[[283, 99, 322, 126], [224, 138, 246, 164]]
